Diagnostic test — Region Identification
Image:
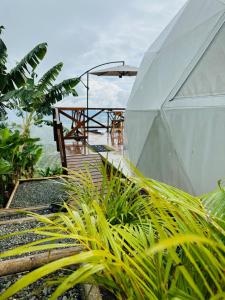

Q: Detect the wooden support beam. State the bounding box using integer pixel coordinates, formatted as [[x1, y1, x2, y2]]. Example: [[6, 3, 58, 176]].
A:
[[57, 123, 67, 172], [82, 112, 107, 129], [59, 109, 81, 123]]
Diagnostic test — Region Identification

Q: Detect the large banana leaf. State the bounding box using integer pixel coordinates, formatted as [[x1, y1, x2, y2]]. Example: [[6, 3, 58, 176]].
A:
[[38, 77, 79, 115], [5, 43, 47, 91], [45, 77, 79, 100], [38, 62, 63, 92], [0, 26, 8, 110], [0, 75, 80, 117], [0, 25, 7, 69]]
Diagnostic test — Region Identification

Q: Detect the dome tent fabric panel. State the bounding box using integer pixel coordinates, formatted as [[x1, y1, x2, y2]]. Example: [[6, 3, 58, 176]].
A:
[[163, 104, 225, 194], [128, 4, 187, 109], [125, 110, 158, 165], [136, 111, 194, 193], [127, 0, 225, 111], [126, 0, 225, 195], [176, 22, 225, 98]]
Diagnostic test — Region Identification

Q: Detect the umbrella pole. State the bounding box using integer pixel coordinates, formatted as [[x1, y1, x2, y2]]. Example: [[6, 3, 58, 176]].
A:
[[87, 72, 89, 139]]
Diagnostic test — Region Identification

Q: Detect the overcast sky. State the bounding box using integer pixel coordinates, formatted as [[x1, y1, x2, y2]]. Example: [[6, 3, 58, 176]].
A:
[[1, 0, 186, 108]]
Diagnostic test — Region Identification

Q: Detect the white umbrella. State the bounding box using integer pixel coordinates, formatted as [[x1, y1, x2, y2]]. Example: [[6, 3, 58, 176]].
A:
[[90, 64, 138, 78]]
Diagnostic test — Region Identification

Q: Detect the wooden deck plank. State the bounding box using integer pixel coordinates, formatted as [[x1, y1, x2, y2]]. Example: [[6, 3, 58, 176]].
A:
[[65, 153, 103, 187]]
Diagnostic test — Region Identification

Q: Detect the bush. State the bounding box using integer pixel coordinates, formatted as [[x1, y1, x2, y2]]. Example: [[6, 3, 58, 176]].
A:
[[0, 127, 42, 206], [37, 166, 63, 177]]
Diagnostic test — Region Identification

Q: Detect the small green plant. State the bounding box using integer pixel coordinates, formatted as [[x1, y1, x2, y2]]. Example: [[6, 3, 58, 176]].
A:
[[0, 127, 42, 206], [38, 166, 63, 177], [1, 165, 225, 299]]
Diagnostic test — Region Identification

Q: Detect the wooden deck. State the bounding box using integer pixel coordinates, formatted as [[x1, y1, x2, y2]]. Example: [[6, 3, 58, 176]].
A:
[[53, 106, 131, 184], [66, 153, 103, 185]]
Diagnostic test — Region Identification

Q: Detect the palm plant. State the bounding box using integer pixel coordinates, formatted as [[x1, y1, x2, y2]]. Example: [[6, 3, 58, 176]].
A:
[[201, 180, 225, 221], [0, 26, 47, 117], [1, 166, 225, 299]]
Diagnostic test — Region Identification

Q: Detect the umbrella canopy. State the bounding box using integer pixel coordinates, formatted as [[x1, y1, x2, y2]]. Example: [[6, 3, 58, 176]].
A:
[[90, 64, 138, 77]]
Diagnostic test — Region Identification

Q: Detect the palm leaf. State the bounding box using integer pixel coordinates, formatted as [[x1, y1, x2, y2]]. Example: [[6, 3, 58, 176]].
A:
[[202, 180, 225, 220], [38, 62, 63, 92]]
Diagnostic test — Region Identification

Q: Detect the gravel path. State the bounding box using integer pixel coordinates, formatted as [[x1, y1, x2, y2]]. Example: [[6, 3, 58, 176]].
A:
[[11, 179, 68, 208], [0, 220, 45, 253], [0, 220, 82, 299], [0, 270, 82, 299], [0, 178, 100, 299]]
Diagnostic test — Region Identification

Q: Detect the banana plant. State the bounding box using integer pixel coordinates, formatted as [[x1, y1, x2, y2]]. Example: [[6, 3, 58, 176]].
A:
[[0, 26, 47, 117], [2, 65, 79, 137]]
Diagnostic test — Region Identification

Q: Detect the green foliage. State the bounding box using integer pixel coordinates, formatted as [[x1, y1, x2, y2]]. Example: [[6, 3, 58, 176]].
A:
[[0, 158, 12, 175], [9, 70, 79, 115], [2, 166, 225, 299], [3, 43, 47, 93], [0, 25, 79, 141], [202, 180, 225, 220], [38, 166, 63, 177], [0, 127, 42, 206], [0, 26, 47, 117], [3, 68, 79, 136]]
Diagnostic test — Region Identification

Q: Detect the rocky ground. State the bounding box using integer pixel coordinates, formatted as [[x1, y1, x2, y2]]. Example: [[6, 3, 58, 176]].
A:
[[10, 179, 68, 208], [0, 270, 82, 300]]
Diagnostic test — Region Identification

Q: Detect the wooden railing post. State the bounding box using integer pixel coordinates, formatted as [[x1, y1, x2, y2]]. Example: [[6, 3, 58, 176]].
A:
[[56, 122, 67, 174]]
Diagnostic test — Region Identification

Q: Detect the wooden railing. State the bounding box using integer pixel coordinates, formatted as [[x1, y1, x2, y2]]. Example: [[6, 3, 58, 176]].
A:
[[52, 107, 125, 169], [53, 109, 67, 173], [54, 107, 125, 134]]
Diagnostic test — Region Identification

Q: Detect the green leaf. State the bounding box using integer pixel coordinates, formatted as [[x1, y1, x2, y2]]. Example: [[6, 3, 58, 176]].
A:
[[38, 62, 63, 91], [7, 42, 47, 89], [0, 158, 12, 174]]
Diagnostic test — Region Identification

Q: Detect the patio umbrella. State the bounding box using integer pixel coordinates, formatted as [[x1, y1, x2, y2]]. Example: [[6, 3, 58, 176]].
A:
[[90, 64, 138, 78], [82, 62, 138, 134]]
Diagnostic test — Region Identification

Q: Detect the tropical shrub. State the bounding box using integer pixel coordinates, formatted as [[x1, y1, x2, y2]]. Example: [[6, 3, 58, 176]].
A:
[[0, 127, 42, 206], [38, 166, 63, 177], [1, 166, 225, 299]]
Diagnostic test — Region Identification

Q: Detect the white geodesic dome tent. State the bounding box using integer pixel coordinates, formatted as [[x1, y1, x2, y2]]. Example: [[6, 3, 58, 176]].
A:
[[126, 0, 225, 195]]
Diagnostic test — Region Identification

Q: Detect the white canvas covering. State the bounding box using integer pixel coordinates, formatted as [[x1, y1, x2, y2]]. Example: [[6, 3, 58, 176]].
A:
[[126, 0, 225, 195]]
